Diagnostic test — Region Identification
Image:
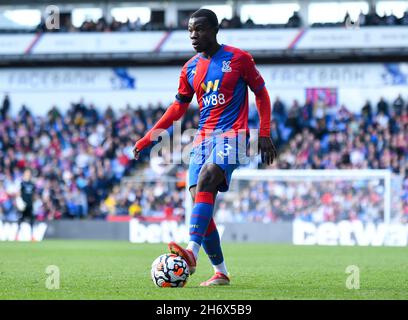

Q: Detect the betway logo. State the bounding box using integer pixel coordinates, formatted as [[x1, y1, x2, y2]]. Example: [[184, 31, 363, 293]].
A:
[[0, 221, 48, 242], [293, 220, 408, 246], [129, 219, 225, 243]]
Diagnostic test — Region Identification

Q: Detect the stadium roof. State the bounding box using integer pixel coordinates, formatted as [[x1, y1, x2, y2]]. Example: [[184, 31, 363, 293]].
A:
[[2, 0, 230, 5], [0, 0, 378, 5]]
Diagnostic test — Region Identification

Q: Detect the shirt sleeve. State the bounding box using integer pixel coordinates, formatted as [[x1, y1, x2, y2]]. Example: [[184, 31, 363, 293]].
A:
[[177, 64, 194, 99], [135, 100, 189, 151], [240, 52, 265, 93]]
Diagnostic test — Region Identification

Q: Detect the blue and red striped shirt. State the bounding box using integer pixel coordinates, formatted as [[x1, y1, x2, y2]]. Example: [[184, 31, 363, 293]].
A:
[[178, 44, 266, 145], [134, 44, 270, 152]]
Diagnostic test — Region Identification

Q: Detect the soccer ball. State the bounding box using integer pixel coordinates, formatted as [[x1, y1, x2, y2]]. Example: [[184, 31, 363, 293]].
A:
[[151, 253, 190, 287]]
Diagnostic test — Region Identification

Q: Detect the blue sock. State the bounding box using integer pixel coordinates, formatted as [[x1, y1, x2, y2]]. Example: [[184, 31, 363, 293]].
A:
[[189, 192, 215, 246], [202, 218, 224, 265]]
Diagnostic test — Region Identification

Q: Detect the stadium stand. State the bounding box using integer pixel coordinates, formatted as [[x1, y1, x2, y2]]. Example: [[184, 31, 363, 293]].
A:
[[2, 6, 408, 34], [1, 94, 407, 223], [31, 9, 408, 33], [0, 0, 407, 229]]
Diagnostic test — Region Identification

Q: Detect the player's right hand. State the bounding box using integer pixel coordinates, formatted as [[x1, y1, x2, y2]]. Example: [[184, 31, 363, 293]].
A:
[[132, 145, 140, 160]]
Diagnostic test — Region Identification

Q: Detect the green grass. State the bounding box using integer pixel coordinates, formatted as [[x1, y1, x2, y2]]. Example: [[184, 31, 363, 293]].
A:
[[0, 240, 407, 300]]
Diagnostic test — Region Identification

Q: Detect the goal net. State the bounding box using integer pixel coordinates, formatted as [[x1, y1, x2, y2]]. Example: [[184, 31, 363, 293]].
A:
[[185, 169, 403, 226]]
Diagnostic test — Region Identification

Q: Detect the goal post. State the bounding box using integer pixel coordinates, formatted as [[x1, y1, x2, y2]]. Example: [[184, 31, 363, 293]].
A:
[[123, 169, 401, 229], [186, 169, 399, 226], [236, 169, 392, 224]]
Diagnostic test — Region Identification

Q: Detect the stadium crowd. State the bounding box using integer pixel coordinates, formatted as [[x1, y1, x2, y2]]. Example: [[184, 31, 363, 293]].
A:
[[0, 93, 407, 223], [215, 180, 384, 224], [313, 8, 408, 27], [0, 96, 196, 221], [216, 94, 408, 223], [0, 98, 130, 221], [101, 180, 185, 222], [26, 7, 408, 33], [33, 11, 302, 33]]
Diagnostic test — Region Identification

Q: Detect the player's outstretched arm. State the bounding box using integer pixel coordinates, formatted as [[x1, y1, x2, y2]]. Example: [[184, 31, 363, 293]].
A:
[[133, 96, 191, 160], [255, 86, 277, 165], [240, 51, 277, 165]]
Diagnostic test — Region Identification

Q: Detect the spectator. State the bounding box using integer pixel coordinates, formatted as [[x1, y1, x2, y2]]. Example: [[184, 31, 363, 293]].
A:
[[272, 97, 287, 124], [229, 15, 242, 28], [385, 12, 398, 25], [1, 94, 10, 120], [287, 11, 302, 28], [393, 94, 405, 115], [377, 97, 389, 115], [343, 11, 351, 24], [243, 17, 255, 28], [358, 10, 366, 26], [365, 4, 378, 25], [5, 7, 404, 34], [401, 10, 408, 25], [362, 100, 373, 122], [219, 17, 230, 29], [1, 95, 406, 224], [286, 100, 301, 136]]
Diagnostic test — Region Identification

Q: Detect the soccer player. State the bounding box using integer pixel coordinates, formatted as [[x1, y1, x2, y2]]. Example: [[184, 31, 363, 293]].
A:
[[16, 169, 36, 241], [133, 9, 277, 286]]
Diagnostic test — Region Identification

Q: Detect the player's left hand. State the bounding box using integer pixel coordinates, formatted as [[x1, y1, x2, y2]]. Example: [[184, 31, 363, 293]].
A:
[[258, 136, 277, 165]]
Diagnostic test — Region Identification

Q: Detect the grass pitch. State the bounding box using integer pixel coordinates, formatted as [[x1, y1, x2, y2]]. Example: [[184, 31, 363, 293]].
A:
[[0, 240, 407, 300]]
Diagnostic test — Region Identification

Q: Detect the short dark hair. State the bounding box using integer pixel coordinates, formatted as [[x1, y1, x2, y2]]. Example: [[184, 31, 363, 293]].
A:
[[190, 8, 219, 28]]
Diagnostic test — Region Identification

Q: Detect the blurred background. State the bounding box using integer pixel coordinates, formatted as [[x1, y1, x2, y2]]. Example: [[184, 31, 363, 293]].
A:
[[0, 0, 407, 245]]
